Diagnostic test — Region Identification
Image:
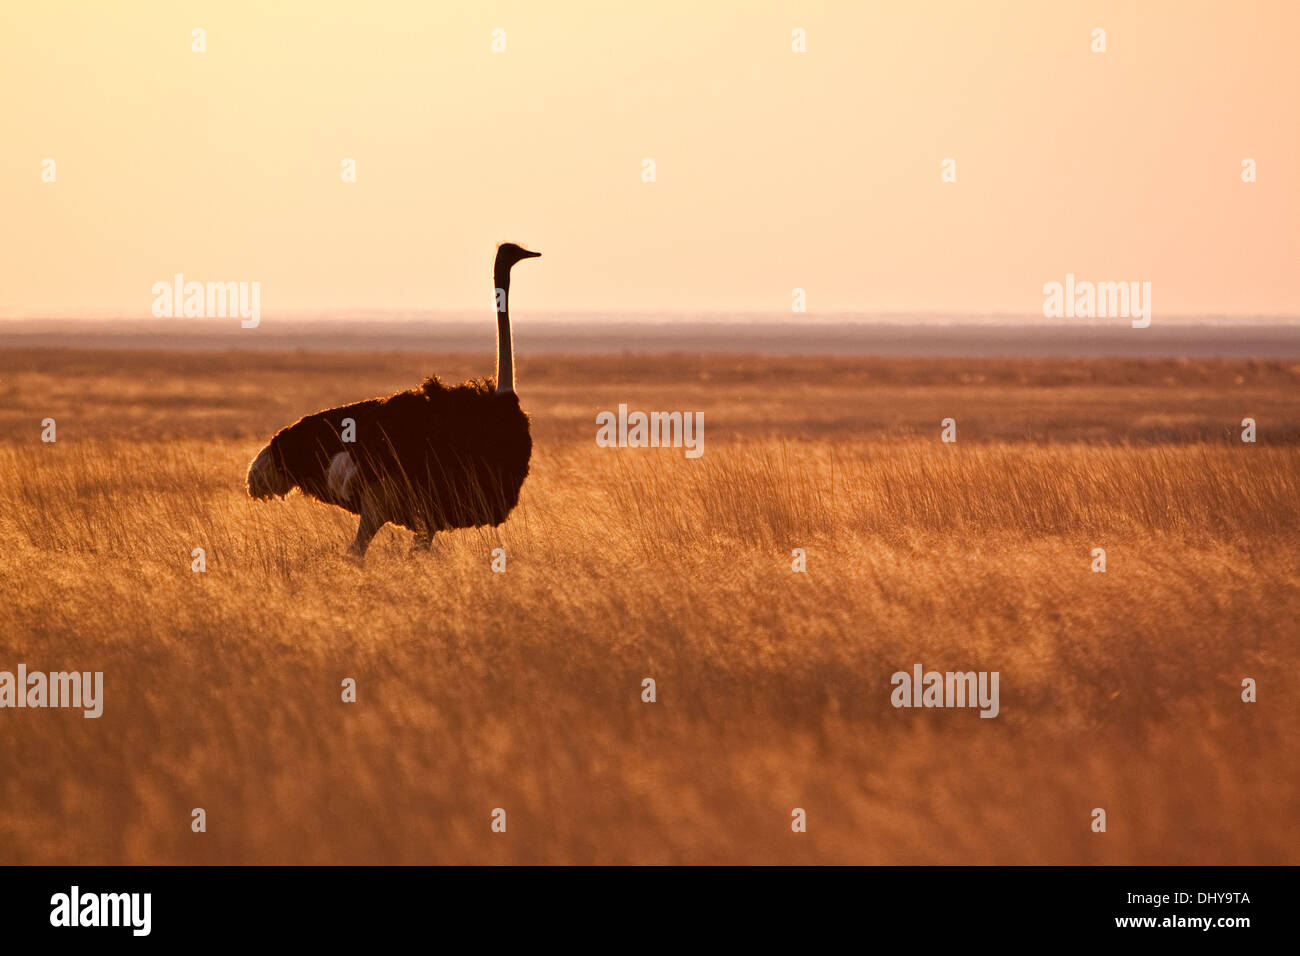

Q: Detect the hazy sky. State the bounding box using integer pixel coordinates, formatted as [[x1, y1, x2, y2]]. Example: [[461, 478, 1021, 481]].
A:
[[2, 1, 1296, 317]]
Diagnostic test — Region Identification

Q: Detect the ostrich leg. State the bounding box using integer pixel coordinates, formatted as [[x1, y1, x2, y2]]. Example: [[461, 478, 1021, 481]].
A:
[[348, 493, 385, 557]]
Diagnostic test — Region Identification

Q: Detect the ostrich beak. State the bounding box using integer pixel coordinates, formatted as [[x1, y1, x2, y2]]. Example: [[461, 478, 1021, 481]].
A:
[[520, 249, 541, 259]]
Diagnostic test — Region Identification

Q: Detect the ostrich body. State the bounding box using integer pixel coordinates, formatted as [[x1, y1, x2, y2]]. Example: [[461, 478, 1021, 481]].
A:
[[247, 242, 540, 556]]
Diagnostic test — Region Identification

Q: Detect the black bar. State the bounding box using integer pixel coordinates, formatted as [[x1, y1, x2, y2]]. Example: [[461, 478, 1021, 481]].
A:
[[0, 865, 1284, 943]]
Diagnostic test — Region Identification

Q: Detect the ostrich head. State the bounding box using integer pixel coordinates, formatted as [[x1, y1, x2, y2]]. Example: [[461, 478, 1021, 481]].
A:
[[495, 242, 541, 269], [247, 442, 292, 499]]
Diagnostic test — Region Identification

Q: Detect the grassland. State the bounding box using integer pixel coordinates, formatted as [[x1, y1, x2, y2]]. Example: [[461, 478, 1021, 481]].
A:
[[0, 348, 1297, 864]]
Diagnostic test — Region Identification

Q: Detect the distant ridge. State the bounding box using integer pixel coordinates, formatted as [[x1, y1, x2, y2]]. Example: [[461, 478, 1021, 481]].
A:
[[2, 316, 1298, 359]]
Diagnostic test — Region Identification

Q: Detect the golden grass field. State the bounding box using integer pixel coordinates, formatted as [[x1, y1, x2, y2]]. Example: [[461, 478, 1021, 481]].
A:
[[0, 347, 1297, 864]]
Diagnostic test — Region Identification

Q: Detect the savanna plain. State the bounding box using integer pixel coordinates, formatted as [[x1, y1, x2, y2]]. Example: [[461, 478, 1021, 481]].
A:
[[0, 347, 1297, 864]]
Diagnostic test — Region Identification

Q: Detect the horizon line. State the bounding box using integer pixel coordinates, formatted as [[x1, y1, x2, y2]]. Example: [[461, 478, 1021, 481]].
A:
[[2, 310, 1298, 324]]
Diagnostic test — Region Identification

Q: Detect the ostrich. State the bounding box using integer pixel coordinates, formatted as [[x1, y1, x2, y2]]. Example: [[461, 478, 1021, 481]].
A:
[[246, 242, 541, 557]]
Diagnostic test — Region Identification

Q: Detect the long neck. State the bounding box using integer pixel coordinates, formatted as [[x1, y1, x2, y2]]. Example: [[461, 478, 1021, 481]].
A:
[[494, 260, 514, 393]]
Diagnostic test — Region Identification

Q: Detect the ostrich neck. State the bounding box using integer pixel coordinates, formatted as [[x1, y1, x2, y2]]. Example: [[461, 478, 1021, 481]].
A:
[[494, 262, 514, 393]]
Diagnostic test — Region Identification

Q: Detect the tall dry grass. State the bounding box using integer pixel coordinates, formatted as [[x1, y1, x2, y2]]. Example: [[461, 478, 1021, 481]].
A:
[[0, 350, 1296, 863]]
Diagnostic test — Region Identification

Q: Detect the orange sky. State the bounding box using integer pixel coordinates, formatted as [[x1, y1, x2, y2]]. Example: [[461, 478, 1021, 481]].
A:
[[1, 0, 1296, 316]]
